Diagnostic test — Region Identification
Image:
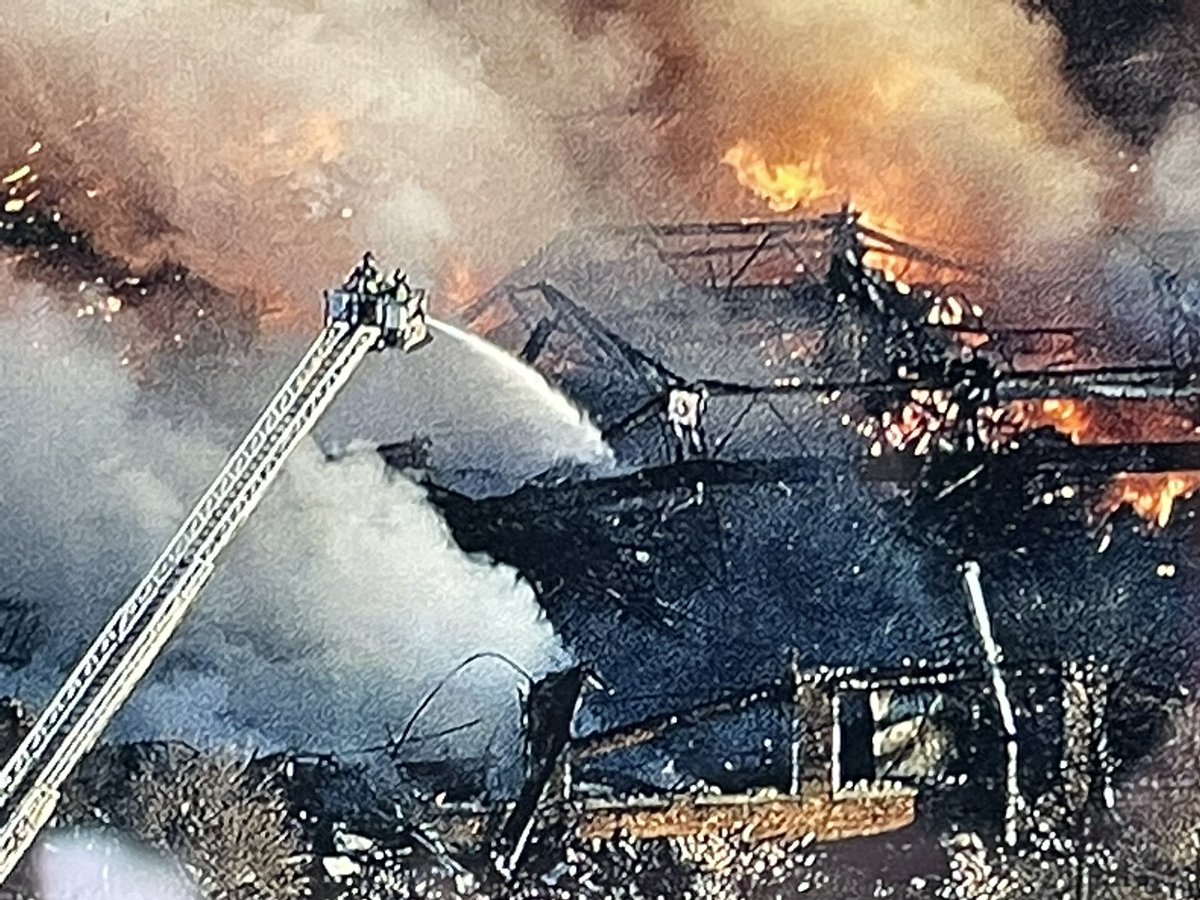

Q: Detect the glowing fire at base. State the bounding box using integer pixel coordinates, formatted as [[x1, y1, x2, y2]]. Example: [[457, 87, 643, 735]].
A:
[[1007, 398, 1200, 446], [1098, 472, 1200, 529], [854, 392, 1200, 529], [722, 143, 1200, 532], [990, 399, 1200, 527], [1008, 398, 1093, 445]]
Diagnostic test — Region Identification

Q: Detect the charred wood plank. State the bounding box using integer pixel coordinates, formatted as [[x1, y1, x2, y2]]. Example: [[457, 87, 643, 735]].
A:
[[572, 682, 786, 761]]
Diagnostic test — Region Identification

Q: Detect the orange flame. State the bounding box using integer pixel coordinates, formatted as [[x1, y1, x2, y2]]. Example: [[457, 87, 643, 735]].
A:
[[720, 141, 939, 282], [1008, 398, 1200, 446], [1008, 398, 1093, 445], [1099, 472, 1200, 529], [1009, 399, 1200, 528], [721, 141, 836, 214]]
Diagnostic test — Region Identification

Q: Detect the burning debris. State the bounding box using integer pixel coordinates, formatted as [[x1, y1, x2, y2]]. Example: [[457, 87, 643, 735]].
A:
[[6, 3, 1200, 895], [1096, 471, 1200, 530], [0, 142, 260, 385]]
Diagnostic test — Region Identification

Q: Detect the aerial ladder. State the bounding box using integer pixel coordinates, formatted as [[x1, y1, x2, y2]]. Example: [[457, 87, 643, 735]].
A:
[[0, 253, 430, 884]]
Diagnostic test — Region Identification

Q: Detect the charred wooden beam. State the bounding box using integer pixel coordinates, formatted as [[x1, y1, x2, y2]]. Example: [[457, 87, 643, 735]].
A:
[[937, 324, 1094, 337], [623, 218, 834, 238], [792, 670, 834, 795], [997, 366, 1200, 400], [494, 668, 588, 877], [535, 282, 680, 390], [855, 223, 990, 277], [1015, 441, 1200, 475], [518, 315, 558, 365], [701, 365, 1200, 401], [654, 241, 814, 260], [572, 682, 786, 761]]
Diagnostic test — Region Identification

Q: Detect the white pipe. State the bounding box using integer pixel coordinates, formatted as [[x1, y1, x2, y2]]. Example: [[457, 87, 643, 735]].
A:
[[962, 561, 1022, 846], [830, 693, 843, 794]]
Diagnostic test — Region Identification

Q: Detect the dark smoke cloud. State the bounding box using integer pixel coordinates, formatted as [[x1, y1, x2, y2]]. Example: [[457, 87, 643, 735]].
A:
[[1029, 0, 1200, 145]]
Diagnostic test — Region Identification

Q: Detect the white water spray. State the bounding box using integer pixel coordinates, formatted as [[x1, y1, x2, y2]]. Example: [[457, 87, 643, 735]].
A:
[[428, 317, 609, 454]]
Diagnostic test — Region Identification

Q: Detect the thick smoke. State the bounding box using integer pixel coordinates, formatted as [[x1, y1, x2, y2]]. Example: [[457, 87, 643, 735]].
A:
[[1, 0, 1135, 323], [680, 0, 1122, 262], [0, 279, 576, 754], [0, 0, 662, 310], [34, 832, 195, 900], [0, 0, 1191, 757], [1146, 106, 1200, 237]]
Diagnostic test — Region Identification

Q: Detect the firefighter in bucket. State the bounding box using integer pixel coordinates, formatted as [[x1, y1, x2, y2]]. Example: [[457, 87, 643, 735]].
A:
[[324, 252, 430, 352]]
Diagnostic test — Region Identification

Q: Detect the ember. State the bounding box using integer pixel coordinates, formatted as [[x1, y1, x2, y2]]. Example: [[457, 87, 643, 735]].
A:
[[854, 390, 1014, 458]]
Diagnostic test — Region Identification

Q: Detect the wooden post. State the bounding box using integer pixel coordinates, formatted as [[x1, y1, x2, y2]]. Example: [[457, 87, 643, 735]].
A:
[[792, 667, 835, 796], [831, 692, 843, 794]]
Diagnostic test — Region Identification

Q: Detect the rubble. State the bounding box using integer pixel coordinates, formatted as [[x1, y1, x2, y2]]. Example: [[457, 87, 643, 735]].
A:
[[7, 138, 1200, 896]]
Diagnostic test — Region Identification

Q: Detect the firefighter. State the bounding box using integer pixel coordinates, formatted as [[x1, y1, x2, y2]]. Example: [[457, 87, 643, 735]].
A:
[[387, 267, 408, 294], [344, 251, 381, 294]]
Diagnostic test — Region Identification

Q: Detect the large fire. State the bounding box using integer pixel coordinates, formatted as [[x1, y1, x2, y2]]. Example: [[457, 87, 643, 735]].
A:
[[722, 141, 836, 214], [720, 139, 913, 240], [720, 141, 966, 282]]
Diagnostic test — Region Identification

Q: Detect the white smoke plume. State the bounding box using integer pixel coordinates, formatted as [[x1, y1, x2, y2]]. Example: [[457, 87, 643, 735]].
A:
[[34, 832, 196, 900], [318, 317, 613, 493], [1146, 107, 1200, 237], [0, 0, 662, 309], [0, 276, 578, 755]]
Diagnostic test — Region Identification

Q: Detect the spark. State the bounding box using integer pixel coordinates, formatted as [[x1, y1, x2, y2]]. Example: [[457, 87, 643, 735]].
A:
[[2, 165, 31, 185]]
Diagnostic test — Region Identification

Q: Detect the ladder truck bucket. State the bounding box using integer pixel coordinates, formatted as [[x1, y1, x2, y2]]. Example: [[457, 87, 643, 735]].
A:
[[324, 289, 356, 328], [326, 254, 431, 353]]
